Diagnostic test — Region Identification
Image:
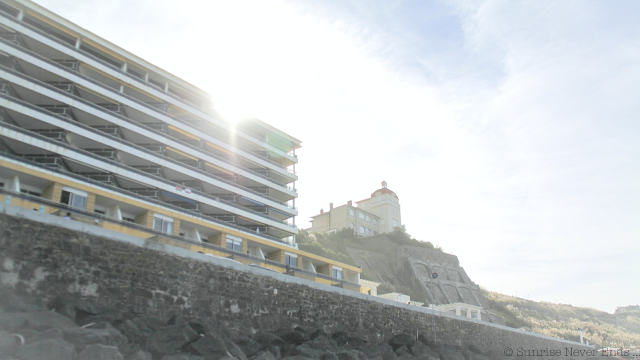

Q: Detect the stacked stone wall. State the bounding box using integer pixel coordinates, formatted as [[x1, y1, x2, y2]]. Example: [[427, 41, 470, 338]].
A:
[[0, 210, 593, 357]]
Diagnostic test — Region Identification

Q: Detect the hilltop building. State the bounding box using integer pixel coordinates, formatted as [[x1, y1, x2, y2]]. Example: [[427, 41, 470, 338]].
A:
[[0, 0, 360, 289], [308, 181, 405, 237], [615, 305, 640, 314]]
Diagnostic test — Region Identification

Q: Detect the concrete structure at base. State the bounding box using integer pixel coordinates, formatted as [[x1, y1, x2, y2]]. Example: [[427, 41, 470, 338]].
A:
[[308, 181, 405, 237], [431, 302, 483, 321], [360, 279, 380, 296], [0, 0, 360, 288], [378, 292, 424, 307]]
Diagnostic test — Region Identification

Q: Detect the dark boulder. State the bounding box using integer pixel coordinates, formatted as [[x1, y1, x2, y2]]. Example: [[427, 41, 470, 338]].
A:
[[187, 333, 228, 359], [437, 350, 465, 360], [161, 355, 205, 360], [267, 345, 282, 359], [281, 356, 315, 360], [321, 353, 340, 360], [147, 323, 201, 356], [0, 311, 77, 332], [397, 354, 416, 360], [225, 338, 248, 360], [63, 322, 127, 351], [309, 329, 329, 340], [395, 346, 410, 356], [126, 350, 153, 360], [0, 330, 19, 357], [467, 345, 483, 355], [14, 338, 75, 360], [24, 328, 63, 344], [458, 350, 472, 360], [115, 317, 163, 345], [253, 332, 286, 349], [471, 354, 488, 360], [335, 349, 369, 360], [410, 343, 438, 359], [77, 344, 124, 360], [254, 351, 277, 360], [295, 336, 341, 358], [47, 296, 102, 325], [417, 334, 429, 347], [234, 336, 261, 357], [275, 329, 309, 346], [389, 334, 415, 351]]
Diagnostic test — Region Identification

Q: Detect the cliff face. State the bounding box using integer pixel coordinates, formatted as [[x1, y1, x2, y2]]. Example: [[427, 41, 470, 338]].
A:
[[347, 236, 503, 325]]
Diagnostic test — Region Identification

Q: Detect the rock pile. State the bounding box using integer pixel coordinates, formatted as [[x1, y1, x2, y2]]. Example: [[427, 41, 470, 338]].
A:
[[0, 294, 503, 360]]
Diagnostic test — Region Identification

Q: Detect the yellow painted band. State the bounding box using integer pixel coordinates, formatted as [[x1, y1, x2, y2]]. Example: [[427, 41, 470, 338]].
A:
[[26, 11, 78, 39], [205, 141, 234, 156], [204, 161, 234, 176], [168, 125, 199, 140], [166, 146, 198, 161]]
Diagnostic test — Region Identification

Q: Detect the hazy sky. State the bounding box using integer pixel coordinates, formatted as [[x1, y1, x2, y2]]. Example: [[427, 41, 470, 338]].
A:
[[33, 0, 639, 313]]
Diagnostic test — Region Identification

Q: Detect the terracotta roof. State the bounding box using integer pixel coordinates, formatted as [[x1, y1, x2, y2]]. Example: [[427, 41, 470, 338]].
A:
[[371, 187, 397, 198]]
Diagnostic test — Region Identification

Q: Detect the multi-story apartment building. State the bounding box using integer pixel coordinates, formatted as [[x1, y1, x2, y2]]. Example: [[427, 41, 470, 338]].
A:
[[0, 0, 361, 289], [308, 181, 405, 237]]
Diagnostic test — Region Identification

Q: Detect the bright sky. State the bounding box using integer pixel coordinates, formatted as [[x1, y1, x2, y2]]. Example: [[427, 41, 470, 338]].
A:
[[34, 0, 639, 313]]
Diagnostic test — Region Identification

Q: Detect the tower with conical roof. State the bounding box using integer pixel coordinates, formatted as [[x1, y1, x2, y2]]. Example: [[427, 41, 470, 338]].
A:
[[355, 180, 404, 234]]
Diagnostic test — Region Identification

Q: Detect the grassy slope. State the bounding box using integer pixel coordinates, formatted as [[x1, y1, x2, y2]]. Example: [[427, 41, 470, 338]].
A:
[[483, 290, 640, 349]]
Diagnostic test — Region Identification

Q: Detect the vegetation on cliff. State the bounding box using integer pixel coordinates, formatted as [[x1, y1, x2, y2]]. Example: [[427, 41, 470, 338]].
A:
[[483, 289, 640, 349], [298, 228, 443, 300], [297, 228, 442, 267]]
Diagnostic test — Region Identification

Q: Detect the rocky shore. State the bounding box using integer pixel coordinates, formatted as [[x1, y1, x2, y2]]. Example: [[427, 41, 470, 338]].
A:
[[0, 293, 510, 360]]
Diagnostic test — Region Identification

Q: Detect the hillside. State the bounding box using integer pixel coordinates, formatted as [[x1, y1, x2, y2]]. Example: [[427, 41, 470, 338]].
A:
[[298, 228, 505, 324], [483, 290, 640, 349]]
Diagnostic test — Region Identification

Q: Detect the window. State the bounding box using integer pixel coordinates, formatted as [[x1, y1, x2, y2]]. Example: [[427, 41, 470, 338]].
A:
[[153, 217, 173, 234], [377, 196, 381, 201], [285, 253, 298, 268], [382, 220, 385, 225], [226, 237, 242, 252], [349, 209, 354, 216], [350, 223, 354, 229], [366, 215, 371, 221], [359, 212, 364, 219], [393, 219, 398, 227], [60, 189, 87, 210], [381, 209, 384, 214], [359, 225, 365, 234], [372, 219, 378, 225], [332, 267, 343, 280]]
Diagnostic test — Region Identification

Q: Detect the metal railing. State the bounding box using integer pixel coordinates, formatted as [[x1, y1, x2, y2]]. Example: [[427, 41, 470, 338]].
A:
[[0, 36, 297, 190], [0, 153, 296, 243], [0, 122, 297, 229], [0, 74, 297, 207]]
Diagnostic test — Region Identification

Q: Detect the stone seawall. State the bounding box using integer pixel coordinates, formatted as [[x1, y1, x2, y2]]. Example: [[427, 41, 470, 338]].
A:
[[0, 206, 593, 357]]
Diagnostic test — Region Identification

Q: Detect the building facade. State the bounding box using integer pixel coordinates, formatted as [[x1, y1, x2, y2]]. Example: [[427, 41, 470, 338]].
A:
[[0, 0, 360, 289], [308, 181, 404, 237]]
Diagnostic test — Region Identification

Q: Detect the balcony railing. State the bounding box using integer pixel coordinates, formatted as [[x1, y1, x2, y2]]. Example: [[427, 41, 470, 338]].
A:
[[0, 49, 297, 190], [0, 123, 297, 228]]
